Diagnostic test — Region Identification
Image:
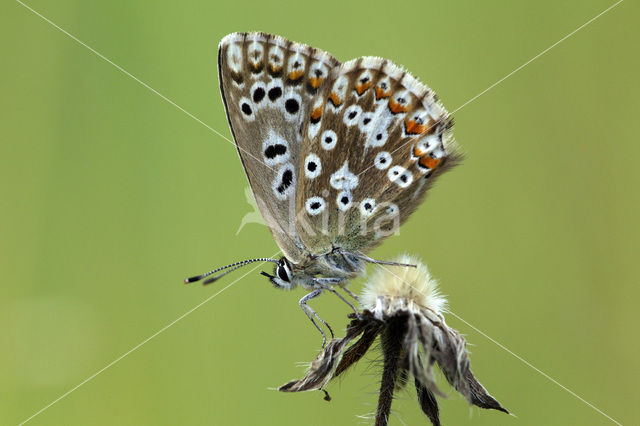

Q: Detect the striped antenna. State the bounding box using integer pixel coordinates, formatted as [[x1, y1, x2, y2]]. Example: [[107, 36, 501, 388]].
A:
[[184, 258, 279, 284]]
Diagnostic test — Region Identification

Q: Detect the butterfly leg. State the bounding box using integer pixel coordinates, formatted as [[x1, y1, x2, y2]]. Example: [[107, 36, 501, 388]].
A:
[[339, 284, 360, 303], [350, 251, 417, 268], [331, 246, 363, 273], [299, 289, 334, 347], [314, 278, 359, 315]]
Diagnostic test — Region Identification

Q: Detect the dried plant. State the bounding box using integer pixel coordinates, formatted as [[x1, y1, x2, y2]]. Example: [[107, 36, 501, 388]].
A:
[[279, 255, 508, 425]]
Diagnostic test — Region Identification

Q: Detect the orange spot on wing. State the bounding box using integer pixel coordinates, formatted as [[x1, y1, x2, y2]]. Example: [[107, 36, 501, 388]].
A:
[[413, 146, 426, 157], [309, 77, 324, 88], [328, 92, 342, 107], [270, 64, 282, 74], [405, 119, 427, 135], [355, 81, 373, 95], [405, 117, 437, 135], [311, 107, 322, 120], [288, 70, 304, 80], [375, 87, 391, 100], [389, 99, 409, 114], [419, 156, 441, 170]]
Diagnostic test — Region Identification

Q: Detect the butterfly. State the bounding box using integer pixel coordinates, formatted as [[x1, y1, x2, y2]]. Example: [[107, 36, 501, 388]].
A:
[[186, 32, 460, 345]]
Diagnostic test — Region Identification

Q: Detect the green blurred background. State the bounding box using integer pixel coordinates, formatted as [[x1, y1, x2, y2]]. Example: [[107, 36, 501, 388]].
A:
[[2, 1, 638, 425]]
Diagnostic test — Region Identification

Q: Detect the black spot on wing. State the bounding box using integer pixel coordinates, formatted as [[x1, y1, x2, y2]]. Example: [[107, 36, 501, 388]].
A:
[[268, 87, 282, 101], [264, 144, 287, 159], [285, 98, 300, 114], [253, 87, 265, 103], [277, 169, 294, 194]]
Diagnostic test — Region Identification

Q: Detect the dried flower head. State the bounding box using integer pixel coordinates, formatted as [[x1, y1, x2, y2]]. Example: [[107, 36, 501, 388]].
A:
[[280, 255, 508, 426], [361, 254, 447, 317]]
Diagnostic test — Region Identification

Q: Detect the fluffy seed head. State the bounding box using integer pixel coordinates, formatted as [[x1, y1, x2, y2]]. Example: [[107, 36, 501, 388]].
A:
[[361, 254, 447, 317]]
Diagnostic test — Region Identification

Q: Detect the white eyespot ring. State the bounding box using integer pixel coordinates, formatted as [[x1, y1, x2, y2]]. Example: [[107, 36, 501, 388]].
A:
[[330, 161, 359, 191], [227, 43, 243, 73], [247, 40, 264, 71], [266, 80, 284, 106], [306, 196, 325, 216], [331, 75, 348, 95], [268, 45, 284, 69], [287, 52, 306, 76], [336, 191, 353, 211], [238, 97, 255, 122], [369, 128, 388, 147], [374, 151, 392, 170], [272, 163, 296, 201], [283, 91, 302, 121], [359, 112, 376, 133], [385, 203, 399, 215], [321, 130, 337, 150], [262, 130, 290, 166], [343, 105, 362, 126], [304, 154, 322, 179], [249, 81, 267, 105], [359, 198, 377, 217], [388, 165, 413, 188], [309, 62, 328, 81]]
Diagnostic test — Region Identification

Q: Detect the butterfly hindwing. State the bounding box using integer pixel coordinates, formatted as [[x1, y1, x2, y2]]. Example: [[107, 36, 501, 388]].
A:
[[295, 57, 460, 255], [218, 32, 339, 263]]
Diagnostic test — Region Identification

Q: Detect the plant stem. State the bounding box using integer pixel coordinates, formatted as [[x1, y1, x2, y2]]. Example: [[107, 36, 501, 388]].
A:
[[375, 318, 404, 426]]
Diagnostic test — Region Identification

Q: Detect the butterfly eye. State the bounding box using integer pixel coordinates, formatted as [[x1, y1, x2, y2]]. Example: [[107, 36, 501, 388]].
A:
[[276, 263, 291, 282]]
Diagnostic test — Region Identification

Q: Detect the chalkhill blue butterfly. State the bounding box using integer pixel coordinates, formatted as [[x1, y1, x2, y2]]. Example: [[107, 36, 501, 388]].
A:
[[186, 32, 460, 345]]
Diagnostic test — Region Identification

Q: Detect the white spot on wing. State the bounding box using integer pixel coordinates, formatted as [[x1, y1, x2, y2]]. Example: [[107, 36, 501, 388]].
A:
[[287, 51, 306, 75], [262, 130, 290, 166], [330, 161, 359, 191], [227, 43, 243, 73], [282, 90, 302, 122], [247, 39, 264, 78], [308, 98, 323, 138], [304, 154, 322, 179], [388, 165, 413, 188], [321, 130, 337, 150], [238, 97, 255, 122], [249, 81, 267, 107], [343, 105, 362, 126], [268, 45, 284, 70], [359, 112, 375, 133], [309, 62, 328, 80], [374, 152, 392, 170], [374, 202, 400, 240], [359, 198, 377, 217], [266, 79, 284, 107], [272, 163, 296, 201], [306, 196, 325, 216], [355, 70, 373, 96], [327, 75, 348, 112], [336, 191, 353, 211]]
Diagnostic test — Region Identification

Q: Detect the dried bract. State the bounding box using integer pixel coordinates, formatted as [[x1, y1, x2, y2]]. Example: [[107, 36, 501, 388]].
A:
[[279, 255, 508, 426]]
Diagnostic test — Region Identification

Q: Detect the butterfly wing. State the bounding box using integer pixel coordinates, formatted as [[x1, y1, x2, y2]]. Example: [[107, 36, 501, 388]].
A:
[[218, 33, 339, 263], [295, 57, 460, 255]]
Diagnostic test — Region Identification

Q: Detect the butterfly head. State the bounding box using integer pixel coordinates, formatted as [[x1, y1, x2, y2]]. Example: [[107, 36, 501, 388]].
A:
[[261, 257, 296, 290]]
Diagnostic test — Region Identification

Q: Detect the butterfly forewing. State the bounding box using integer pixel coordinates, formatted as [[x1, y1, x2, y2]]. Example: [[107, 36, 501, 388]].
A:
[[218, 32, 339, 263], [295, 57, 460, 254]]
